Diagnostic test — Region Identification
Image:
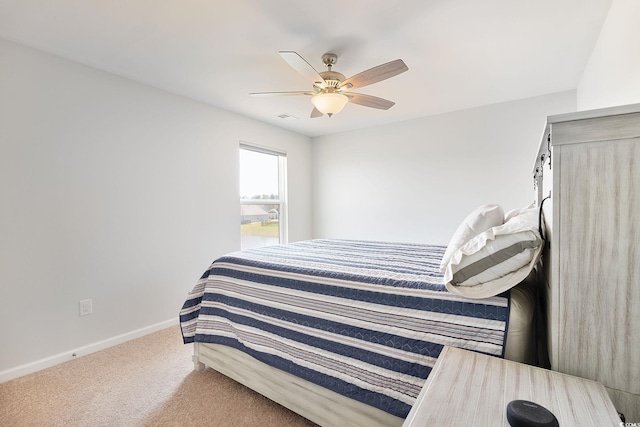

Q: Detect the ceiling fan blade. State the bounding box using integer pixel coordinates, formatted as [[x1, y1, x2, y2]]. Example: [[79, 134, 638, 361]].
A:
[[346, 93, 396, 110], [338, 59, 408, 90], [279, 51, 326, 87], [249, 91, 314, 96], [310, 107, 323, 118]]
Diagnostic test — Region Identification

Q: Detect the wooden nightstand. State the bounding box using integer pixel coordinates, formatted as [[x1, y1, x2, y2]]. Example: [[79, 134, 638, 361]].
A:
[[403, 346, 621, 426]]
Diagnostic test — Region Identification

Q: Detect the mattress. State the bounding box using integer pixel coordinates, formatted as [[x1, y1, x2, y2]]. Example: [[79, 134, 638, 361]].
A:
[[180, 239, 534, 418]]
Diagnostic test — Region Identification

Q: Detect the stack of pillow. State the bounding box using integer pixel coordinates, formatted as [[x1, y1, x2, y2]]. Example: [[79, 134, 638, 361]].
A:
[[440, 204, 543, 299]]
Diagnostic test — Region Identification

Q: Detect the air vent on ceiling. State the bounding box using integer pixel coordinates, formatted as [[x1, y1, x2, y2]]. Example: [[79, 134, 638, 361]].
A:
[[277, 113, 298, 120]]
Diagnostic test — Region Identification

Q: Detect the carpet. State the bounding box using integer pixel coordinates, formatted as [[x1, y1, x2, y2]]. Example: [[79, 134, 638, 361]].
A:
[[0, 326, 316, 427]]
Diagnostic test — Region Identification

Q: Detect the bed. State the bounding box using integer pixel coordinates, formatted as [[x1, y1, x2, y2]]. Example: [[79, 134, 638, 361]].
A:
[[180, 229, 541, 426]]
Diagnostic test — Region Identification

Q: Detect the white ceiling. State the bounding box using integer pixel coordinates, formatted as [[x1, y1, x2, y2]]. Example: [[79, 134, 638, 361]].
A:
[[0, 0, 612, 137]]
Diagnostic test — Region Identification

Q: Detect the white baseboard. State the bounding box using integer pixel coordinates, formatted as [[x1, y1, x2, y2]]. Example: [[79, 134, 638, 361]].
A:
[[0, 318, 178, 384]]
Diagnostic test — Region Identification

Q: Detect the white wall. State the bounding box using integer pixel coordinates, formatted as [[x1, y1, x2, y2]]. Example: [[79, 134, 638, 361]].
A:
[[0, 39, 312, 376], [312, 91, 575, 245], [577, 0, 640, 109]]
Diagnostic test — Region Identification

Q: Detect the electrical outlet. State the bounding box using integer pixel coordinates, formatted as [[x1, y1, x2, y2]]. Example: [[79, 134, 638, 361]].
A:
[[79, 299, 92, 316]]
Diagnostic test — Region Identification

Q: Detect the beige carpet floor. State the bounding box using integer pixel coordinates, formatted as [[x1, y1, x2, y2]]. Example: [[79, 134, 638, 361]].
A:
[[0, 326, 316, 427]]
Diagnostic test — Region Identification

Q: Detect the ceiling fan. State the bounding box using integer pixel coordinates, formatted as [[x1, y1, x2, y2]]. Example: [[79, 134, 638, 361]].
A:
[[250, 51, 409, 118]]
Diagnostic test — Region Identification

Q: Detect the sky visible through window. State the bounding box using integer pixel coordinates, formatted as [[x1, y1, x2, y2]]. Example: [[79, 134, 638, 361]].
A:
[[239, 148, 279, 199]]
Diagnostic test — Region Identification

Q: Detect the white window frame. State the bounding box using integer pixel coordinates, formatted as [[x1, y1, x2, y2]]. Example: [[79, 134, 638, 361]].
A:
[[239, 142, 288, 246]]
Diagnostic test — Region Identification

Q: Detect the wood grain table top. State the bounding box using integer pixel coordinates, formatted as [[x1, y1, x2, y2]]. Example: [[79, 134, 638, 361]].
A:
[[403, 346, 621, 426]]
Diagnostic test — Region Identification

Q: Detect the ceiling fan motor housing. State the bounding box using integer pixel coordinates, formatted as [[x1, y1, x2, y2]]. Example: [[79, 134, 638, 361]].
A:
[[319, 70, 346, 89], [318, 53, 344, 89]]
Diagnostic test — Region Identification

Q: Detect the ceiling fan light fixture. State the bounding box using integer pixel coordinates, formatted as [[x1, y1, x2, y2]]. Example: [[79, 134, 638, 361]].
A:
[[254, 52, 408, 118], [311, 92, 349, 117]]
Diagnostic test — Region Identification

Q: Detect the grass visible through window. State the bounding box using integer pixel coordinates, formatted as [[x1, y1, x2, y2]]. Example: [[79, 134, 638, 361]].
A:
[[241, 221, 279, 237]]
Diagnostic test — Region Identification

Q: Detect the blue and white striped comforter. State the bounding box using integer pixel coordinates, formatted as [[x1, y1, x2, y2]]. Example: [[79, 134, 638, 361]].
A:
[[179, 239, 510, 418]]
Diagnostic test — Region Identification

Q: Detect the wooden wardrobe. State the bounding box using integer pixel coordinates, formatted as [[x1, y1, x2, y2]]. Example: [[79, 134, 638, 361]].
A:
[[533, 103, 640, 421]]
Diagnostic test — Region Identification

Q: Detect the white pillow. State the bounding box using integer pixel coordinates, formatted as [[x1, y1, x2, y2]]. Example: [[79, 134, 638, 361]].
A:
[[504, 203, 535, 222], [443, 206, 543, 299], [440, 204, 504, 273]]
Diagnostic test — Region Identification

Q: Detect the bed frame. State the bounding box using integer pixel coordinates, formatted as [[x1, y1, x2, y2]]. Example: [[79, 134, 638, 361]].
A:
[[190, 276, 537, 427], [193, 342, 403, 427]]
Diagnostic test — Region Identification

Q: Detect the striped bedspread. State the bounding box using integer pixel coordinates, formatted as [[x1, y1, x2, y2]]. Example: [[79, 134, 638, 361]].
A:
[[179, 239, 511, 418]]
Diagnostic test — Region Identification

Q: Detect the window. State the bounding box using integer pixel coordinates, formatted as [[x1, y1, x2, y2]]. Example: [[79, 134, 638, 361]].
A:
[[239, 144, 287, 250]]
